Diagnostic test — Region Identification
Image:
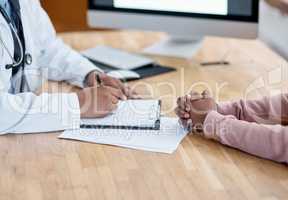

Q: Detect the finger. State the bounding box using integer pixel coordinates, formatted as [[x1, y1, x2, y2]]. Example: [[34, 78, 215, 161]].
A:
[[109, 87, 127, 100], [184, 95, 192, 112], [202, 90, 211, 99], [96, 106, 114, 117], [124, 86, 130, 97], [179, 118, 193, 130], [105, 76, 127, 94], [130, 94, 143, 99], [96, 111, 112, 118], [177, 97, 186, 110], [110, 95, 119, 104], [102, 101, 118, 115], [177, 97, 181, 106], [113, 79, 126, 95], [190, 91, 199, 96], [175, 108, 190, 119], [124, 85, 133, 97], [89, 79, 98, 87], [187, 119, 193, 129], [86, 73, 98, 87], [179, 118, 188, 128], [175, 109, 189, 119], [190, 91, 202, 100], [124, 86, 139, 99]]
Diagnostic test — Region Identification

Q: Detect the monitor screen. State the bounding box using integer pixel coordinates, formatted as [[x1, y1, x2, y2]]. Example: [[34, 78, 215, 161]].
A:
[[90, 0, 259, 22]]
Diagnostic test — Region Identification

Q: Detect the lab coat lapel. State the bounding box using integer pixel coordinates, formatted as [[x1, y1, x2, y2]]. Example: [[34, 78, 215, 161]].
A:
[[17, 0, 40, 92]]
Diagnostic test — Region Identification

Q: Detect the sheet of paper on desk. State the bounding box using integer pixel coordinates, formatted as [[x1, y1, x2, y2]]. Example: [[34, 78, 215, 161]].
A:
[[59, 117, 188, 154]]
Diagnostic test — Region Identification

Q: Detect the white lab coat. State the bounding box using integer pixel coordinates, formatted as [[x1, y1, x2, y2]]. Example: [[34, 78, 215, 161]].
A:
[[0, 0, 101, 134]]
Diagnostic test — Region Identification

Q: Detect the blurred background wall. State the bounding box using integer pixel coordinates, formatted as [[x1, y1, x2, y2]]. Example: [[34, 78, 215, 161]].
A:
[[42, 0, 92, 32]]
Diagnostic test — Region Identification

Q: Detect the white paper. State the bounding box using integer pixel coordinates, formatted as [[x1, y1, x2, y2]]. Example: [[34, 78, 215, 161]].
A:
[[81, 100, 160, 128], [59, 117, 188, 154]]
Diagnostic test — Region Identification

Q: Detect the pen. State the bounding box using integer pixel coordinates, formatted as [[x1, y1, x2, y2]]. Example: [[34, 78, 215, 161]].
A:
[[200, 61, 230, 66], [96, 74, 103, 87]]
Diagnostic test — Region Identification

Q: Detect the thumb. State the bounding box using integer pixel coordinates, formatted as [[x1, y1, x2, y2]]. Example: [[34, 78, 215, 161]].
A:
[[86, 72, 98, 87]]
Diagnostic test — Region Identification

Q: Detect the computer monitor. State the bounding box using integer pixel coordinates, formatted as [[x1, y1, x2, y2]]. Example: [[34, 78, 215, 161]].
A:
[[88, 0, 259, 58], [259, 0, 288, 61]]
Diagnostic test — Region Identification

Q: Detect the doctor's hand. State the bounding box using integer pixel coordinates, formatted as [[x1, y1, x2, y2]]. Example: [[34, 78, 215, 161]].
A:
[[85, 72, 139, 99], [76, 86, 121, 118]]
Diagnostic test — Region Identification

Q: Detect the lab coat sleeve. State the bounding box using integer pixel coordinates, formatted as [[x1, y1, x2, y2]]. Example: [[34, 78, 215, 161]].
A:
[[31, 0, 103, 88], [0, 91, 81, 134]]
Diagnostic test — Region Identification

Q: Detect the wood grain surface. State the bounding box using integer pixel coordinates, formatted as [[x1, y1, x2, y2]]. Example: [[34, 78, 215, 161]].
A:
[[1, 31, 288, 200]]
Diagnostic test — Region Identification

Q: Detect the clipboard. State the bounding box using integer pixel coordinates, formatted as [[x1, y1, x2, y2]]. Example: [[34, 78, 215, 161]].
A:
[[80, 100, 161, 130]]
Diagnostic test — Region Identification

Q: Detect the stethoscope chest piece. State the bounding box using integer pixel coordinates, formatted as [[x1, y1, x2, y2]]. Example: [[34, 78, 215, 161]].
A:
[[24, 53, 32, 65]]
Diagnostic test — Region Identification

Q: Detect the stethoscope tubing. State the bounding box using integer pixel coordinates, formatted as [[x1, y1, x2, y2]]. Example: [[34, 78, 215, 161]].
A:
[[0, 6, 24, 69], [0, 7, 34, 133]]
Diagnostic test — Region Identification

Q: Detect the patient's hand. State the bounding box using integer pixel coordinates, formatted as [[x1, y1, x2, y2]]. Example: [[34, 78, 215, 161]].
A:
[[175, 90, 216, 130]]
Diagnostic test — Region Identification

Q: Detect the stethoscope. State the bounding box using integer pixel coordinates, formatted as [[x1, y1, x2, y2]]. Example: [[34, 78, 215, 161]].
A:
[[0, 6, 32, 70], [0, 4, 34, 133]]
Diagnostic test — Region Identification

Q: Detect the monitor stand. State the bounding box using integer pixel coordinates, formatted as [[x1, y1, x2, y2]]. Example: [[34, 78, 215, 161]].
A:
[[143, 36, 203, 59]]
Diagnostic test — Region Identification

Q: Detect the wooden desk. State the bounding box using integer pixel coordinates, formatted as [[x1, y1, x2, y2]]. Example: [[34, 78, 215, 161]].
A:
[[1, 31, 288, 200]]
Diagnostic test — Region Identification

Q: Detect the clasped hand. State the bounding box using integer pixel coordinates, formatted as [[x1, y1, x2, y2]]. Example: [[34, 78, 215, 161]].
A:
[[175, 90, 216, 132]]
